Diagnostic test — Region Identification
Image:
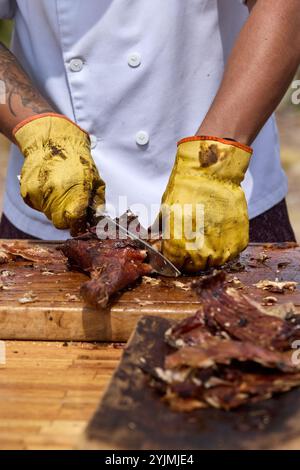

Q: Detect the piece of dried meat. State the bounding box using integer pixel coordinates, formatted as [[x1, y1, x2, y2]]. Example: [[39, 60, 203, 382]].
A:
[[61, 238, 153, 308], [193, 272, 300, 351], [254, 279, 297, 293], [0, 241, 65, 264]]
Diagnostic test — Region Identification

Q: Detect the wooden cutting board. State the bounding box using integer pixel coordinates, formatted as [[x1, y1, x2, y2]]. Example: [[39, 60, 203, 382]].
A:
[[0, 241, 300, 342], [82, 316, 300, 450]]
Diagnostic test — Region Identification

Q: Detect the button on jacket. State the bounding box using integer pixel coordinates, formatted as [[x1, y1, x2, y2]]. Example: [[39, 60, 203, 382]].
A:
[[0, 0, 288, 239]]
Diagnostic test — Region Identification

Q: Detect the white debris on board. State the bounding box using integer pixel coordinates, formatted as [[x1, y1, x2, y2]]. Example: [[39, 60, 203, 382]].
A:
[[142, 276, 161, 286], [254, 279, 297, 293], [1, 270, 15, 278], [261, 296, 278, 306], [18, 291, 38, 304], [256, 252, 270, 263], [0, 249, 10, 265], [2, 270, 15, 277], [227, 276, 243, 289], [0, 282, 9, 291], [65, 293, 80, 302], [173, 280, 191, 291]]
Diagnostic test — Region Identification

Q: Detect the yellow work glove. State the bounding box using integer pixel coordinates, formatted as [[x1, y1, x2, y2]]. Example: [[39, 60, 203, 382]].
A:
[[160, 136, 252, 273], [13, 113, 105, 236]]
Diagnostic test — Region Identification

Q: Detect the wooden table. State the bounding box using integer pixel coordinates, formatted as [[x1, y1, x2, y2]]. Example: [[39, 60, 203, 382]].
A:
[[1, 242, 300, 342], [0, 340, 122, 450], [1, 241, 300, 449]]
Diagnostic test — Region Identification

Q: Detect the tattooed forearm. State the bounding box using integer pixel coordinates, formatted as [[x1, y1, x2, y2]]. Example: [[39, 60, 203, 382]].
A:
[[0, 42, 54, 141]]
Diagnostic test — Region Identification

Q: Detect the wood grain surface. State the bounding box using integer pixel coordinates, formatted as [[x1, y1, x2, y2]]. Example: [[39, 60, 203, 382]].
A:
[[0, 242, 300, 341], [83, 316, 300, 450], [0, 340, 122, 450]]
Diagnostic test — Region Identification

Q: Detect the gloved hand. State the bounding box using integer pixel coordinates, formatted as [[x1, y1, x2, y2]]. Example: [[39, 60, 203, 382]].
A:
[[160, 136, 252, 272], [13, 113, 105, 236]]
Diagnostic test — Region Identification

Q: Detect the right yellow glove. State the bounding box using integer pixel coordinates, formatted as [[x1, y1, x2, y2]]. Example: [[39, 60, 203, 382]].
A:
[[160, 136, 253, 272], [13, 113, 105, 236]]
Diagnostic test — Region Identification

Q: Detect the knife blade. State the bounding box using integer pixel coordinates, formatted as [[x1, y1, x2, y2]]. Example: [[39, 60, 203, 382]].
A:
[[101, 217, 181, 278]]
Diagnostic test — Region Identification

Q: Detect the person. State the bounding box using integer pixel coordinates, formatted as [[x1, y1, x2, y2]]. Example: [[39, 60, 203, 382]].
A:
[[0, 0, 298, 272]]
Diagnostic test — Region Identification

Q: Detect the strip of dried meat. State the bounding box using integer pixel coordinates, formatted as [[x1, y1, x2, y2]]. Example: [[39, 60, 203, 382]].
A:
[[187, 368, 300, 411], [254, 279, 297, 293], [0, 241, 65, 264], [0, 249, 11, 265], [165, 341, 297, 373], [61, 238, 153, 308], [165, 311, 214, 348], [193, 271, 300, 351], [160, 352, 300, 411]]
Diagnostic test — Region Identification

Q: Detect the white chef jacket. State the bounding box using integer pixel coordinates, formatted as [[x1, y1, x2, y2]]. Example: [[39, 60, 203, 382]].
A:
[[0, 0, 288, 240]]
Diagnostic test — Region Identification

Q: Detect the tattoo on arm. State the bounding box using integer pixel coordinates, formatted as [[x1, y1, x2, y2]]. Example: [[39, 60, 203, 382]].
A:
[[0, 42, 54, 117]]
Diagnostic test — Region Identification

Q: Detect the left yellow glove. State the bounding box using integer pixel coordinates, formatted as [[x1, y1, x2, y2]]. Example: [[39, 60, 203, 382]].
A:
[[13, 113, 106, 236], [160, 136, 252, 273]]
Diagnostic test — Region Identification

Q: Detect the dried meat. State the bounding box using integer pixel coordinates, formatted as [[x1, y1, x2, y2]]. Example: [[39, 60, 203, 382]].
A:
[[61, 238, 153, 308], [148, 271, 300, 411], [0, 241, 65, 264], [165, 341, 296, 373], [193, 272, 300, 351]]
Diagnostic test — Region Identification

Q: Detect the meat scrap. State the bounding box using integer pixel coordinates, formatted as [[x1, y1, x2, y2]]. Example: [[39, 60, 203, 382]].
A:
[[261, 296, 278, 306], [1, 270, 15, 278], [0, 249, 10, 265], [0, 241, 65, 264], [18, 291, 38, 304], [193, 272, 300, 351], [61, 238, 153, 308], [165, 368, 300, 412], [172, 280, 191, 291], [227, 276, 243, 289], [0, 282, 9, 291], [165, 341, 296, 373], [65, 293, 80, 302], [165, 310, 214, 349], [143, 276, 161, 287], [254, 279, 297, 293], [148, 271, 300, 411]]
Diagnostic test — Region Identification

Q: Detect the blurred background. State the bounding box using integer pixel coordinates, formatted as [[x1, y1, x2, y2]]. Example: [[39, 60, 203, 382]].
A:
[[0, 20, 299, 239]]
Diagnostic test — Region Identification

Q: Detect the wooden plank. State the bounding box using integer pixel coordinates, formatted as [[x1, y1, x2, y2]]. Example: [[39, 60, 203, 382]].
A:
[[82, 316, 300, 450], [0, 340, 122, 450], [1, 242, 300, 341]]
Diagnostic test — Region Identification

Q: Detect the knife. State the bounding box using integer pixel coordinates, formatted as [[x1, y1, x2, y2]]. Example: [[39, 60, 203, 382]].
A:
[[18, 172, 180, 277], [106, 217, 181, 278], [90, 210, 180, 278]]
